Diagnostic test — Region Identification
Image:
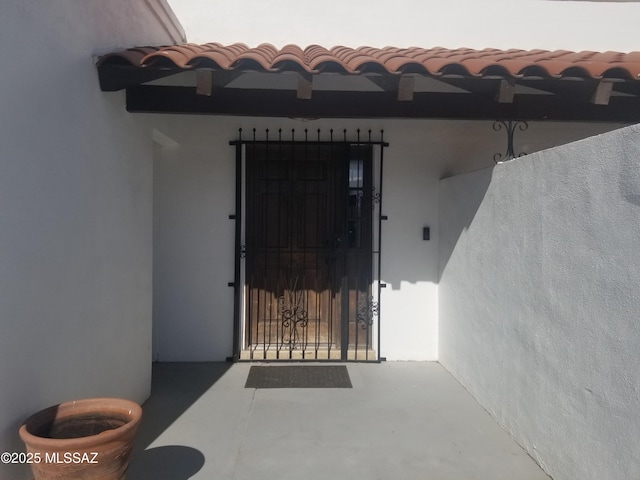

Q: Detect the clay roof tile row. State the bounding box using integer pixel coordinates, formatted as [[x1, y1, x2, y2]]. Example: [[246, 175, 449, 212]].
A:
[[98, 43, 640, 80]]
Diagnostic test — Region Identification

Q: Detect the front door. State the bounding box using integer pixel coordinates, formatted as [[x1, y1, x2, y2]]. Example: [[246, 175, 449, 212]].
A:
[[242, 142, 374, 360]]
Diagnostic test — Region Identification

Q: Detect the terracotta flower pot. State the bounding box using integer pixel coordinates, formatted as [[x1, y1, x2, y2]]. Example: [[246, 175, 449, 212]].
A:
[[18, 397, 142, 480]]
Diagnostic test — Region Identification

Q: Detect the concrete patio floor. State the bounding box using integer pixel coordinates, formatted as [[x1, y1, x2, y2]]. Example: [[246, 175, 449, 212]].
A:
[[127, 362, 550, 480]]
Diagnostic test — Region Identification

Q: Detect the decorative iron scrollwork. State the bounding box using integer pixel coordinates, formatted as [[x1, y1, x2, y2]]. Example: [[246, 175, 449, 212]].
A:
[[372, 186, 381, 209], [493, 120, 528, 163], [239, 245, 247, 258], [357, 296, 379, 330], [277, 276, 308, 348]]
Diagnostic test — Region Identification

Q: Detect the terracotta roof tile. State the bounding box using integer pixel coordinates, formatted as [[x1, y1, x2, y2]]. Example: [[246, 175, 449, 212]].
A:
[[98, 43, 640, 80], [97, 46, 160, 66], [272, 44, 311, 71]]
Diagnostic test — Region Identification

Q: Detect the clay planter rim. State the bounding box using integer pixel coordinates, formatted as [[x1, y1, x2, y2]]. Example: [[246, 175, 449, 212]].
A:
[[18, 397, 142, 451]]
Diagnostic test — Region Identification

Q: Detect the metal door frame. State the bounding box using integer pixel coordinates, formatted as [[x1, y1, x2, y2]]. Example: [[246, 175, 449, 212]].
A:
[[229, 128, 388, 361]]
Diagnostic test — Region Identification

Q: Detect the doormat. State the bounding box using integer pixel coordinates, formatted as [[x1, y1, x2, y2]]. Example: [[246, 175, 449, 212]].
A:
[[245, 365, 352, 389]]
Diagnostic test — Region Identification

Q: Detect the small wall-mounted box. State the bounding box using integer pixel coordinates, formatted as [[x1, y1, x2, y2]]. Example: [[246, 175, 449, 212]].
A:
[[423, 226, 430, 241]]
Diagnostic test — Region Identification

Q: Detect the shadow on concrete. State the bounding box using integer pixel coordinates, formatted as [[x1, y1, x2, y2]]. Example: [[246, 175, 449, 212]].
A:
[[133, 362, 232, 450], [128, 445, 205, 480]]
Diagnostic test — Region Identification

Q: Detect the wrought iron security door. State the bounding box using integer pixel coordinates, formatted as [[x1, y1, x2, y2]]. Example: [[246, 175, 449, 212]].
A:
[[230, 129, 386, 361]]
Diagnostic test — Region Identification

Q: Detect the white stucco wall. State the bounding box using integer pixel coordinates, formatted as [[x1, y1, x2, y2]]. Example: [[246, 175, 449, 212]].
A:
[[438, 124, 640, 480], [168, 0, 640, 52], [152, 120, 237, 361], [0, 2, 182, 478]]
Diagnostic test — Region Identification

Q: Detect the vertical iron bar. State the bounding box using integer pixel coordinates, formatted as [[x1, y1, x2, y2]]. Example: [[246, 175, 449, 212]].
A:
[[366, 130, 373, 361], [377, 130, 385, 362], [264, 129, 271, 359], [256, 129, 268, 359], [232, 137, 242, 361], [247, 138, 253, 359], [329, 129, 335, 358], [340, 275, 349, 361], [307, 130, 312, 358], [276, 129, 283, 360], [287, 129, 295, 359], [247, 134, 256, 359], [352, 143, 357, 359], [340, 134, 350, 361], [250, 132, 260, 359], [317, 130, 322, 357]]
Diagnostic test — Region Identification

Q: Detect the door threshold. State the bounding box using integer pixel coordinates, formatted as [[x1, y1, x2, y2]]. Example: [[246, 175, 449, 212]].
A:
[[240, 345, 377, 361]]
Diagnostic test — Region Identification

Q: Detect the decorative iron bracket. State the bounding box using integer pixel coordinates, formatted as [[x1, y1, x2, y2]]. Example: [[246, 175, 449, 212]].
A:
[[372, 185, 381, 208], [493, 120, 528, 163], [278, 276, 309, 349], [357, 296, 379, 330]]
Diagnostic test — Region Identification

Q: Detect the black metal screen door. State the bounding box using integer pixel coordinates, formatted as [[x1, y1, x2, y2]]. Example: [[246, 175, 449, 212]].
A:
[[234, 132, 382, 361]]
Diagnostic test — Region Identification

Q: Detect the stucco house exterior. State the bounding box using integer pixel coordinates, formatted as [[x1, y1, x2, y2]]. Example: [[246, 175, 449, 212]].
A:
[[1, 1, 639, 479]]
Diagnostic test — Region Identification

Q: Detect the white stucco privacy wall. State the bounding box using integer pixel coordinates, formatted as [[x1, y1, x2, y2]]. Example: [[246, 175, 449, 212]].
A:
[[0, 2, 183, 479], [438, 124, 640, 480]]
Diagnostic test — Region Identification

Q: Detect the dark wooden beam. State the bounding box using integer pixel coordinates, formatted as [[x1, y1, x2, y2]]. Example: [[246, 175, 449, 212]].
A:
[[436, 76, 640, 105], [612, 81, 640, 97], [433, 77, 499, 99], [126, 85, 640, 122], [517, 78, 640, 104], [297, 73, 313, 99], [97, 65, 180, 91], [367, 75, 415, 101], [196, 70, 243, 96]]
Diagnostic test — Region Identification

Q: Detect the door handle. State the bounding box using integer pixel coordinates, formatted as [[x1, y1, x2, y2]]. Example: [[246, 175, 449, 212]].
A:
[[330, 233, 347, 250]]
